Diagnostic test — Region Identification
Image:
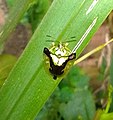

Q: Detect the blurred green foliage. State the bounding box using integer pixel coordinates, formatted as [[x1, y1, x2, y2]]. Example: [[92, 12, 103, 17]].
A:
[[3, 0, 113, 119], [110, 54, 113, 112], [27, 0, 50, 31], [6, 0, 51, 31], [35, 66, 96, 120], [0, 54, 17, 88], [35, 56, 113, 120], [98, 57, 107, 81]]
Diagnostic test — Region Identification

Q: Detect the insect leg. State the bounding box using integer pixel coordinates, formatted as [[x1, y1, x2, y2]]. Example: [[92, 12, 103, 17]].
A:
[[68, 53, 76, 60], [43, 47, 51, 57], [44, 47, 54, 70], [53, 75, 57, 80]]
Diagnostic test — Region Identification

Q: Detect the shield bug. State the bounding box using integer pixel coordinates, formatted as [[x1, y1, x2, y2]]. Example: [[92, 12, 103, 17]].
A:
[[43, 35, 76, 80]]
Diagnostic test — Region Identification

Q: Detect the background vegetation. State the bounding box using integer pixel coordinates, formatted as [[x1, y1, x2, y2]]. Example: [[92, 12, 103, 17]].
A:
[[0, 0, 113, 120]]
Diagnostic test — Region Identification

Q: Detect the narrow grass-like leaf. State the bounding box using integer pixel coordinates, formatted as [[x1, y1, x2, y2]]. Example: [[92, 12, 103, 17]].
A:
[[74, 38, 113, 65], [0, 54, 17, 87], [0, 0, 36, 47], [0, 0, 113, 120], [110, 55, 113, 112]]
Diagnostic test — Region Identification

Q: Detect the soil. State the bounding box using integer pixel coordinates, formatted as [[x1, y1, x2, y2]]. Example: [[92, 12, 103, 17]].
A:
[[3, 24, 32, 57]]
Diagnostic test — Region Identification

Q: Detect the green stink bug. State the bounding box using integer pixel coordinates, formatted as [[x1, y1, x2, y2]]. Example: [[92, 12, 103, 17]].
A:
[[43, 36, 76, 80]]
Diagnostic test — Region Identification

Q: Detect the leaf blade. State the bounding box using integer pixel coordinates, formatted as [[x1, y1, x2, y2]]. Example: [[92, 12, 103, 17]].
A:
[[0, 0, 113, 120]]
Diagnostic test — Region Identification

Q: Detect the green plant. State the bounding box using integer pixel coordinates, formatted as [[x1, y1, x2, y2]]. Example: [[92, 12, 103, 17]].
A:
[[36, 66, 95, 120], [6, 0, 51, 31], [0, 54, 17, 88], [0, 0, 113, 120]]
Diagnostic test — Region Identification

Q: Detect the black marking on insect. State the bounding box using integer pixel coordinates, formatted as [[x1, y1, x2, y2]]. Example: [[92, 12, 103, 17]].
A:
[[43, 37, 76, 80]]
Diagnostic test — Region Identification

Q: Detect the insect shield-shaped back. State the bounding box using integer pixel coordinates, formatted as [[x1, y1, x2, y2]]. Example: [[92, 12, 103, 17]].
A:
[[43, 42, 76, 80]]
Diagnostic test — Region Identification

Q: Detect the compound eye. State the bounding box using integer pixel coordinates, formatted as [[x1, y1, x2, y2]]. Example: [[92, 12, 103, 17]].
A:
[[68, 53, 76, 60]]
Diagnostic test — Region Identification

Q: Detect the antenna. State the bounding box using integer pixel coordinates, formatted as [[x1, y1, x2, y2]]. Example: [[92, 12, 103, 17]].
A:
[[70, 36, 76, 39], [64, 36, 76, 43], [46, 40, 56, 42], [46, 35, 76, 43], [46, 35, 55, 39], [46, 35, 56, 42], [46, 35, 52, 37]]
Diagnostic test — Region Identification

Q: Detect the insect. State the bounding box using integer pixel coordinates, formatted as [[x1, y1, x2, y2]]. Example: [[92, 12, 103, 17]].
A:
[[43, 35, 76, 80]]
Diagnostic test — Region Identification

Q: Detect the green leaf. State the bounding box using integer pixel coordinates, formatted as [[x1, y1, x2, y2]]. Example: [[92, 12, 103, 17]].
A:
[[6, 0, 15, 7], [93, 110, 113, 120], [63, 66, 90, 88], [6, 0, 50, 30], [36, 66, 91, 120], [110, 55, 113, 112], [0, 0, 36, 48], [59, 89, 95, 120], [110, 55, 113, 87], [0, 0, 113, 120], [100, 113, 113, 120], [0, 54, 17, 87], [28, 0, 50, 31]]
